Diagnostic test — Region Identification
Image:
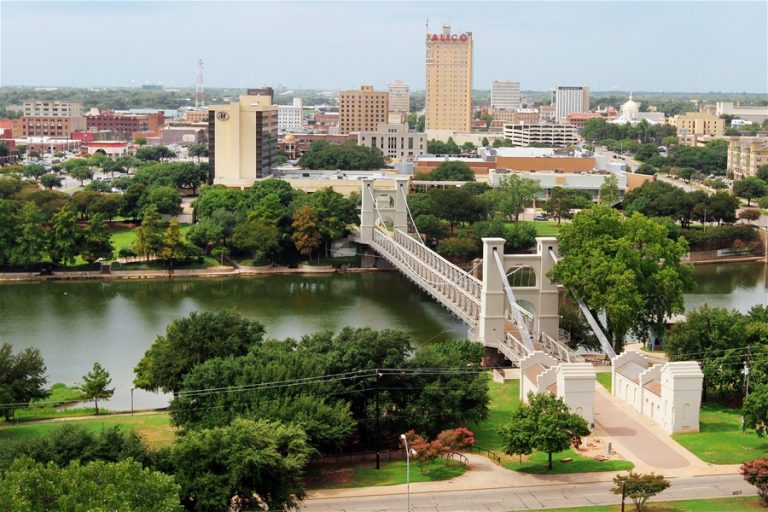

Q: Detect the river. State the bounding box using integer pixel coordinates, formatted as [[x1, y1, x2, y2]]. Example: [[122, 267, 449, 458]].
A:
[[0, 261, 765, 411]]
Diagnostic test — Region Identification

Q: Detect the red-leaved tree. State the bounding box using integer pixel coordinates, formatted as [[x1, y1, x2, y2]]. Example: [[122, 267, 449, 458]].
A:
[[741, 458, 768, 506]]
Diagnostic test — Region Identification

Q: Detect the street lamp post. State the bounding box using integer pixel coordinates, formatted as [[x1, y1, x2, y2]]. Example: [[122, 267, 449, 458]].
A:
[[130, 388, 134, 416], [400, 433, 410, 512]]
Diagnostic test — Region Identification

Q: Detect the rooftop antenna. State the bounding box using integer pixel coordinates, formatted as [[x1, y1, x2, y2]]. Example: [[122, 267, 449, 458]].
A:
[[426, 18, 429, 34], [195, 58, 205, 108]]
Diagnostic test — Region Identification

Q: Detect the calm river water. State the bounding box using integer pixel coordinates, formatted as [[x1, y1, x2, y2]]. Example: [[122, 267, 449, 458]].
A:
[[0, 262, 765, 410]]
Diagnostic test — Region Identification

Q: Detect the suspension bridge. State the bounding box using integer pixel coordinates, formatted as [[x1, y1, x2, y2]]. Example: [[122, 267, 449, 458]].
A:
[[355, 178, 614, 367]]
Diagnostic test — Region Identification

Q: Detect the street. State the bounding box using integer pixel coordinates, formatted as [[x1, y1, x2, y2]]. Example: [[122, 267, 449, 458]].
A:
[[302, 473, 752, 511]]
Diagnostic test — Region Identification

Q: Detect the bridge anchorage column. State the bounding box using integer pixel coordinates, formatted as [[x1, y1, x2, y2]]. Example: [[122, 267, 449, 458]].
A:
[[478, 238, 506, 349], [535, 236, 560, 340], [393, 177, 409, 233], [360, 179, 375, 243]]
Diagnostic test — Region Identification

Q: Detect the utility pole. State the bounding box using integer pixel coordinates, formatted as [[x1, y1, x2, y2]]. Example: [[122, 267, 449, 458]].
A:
[[375, 369, 381, 470], [744, 346, 751, 398]]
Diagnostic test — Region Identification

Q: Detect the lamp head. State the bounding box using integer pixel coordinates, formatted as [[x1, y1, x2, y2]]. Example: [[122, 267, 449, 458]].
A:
[[400, 434, 406, 440]]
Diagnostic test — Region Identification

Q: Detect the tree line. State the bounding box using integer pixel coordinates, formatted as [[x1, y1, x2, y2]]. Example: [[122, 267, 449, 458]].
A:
[[189, 179, 358, 264], [1, 312, 491, 511]]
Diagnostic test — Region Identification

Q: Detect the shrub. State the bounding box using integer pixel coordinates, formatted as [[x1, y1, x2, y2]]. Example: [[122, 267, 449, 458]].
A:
[[681, 224, 758, 250], [437, 238, 479, 261]]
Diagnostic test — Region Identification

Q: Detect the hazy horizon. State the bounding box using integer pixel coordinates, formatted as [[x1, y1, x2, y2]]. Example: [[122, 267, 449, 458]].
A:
[[2, 1, 767, 94]]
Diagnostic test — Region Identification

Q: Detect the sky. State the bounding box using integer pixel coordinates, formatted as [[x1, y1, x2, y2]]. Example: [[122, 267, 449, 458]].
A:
[[1, 1, 767, 93]]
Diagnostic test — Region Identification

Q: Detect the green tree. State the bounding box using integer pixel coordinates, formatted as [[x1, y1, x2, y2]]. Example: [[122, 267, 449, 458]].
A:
[[22, 164, 47, 182], [81, 214, 114, 266], [415, 214, 449, 247], [39, 174, 63, 190], [599, 174, 620, 205], [158, 219, 188, 266], [743, 383, 768, 437], [145, 185, 182, 215], [549, 207, 692, 353], [427, 161, 475, 181], [13, 202, 47, 268], [231, 218, 281, 262], [309, 187, 358, 256], [542, 187, 577, 226], [291, 204, 322, 258], [186, 220, 223, 255], [79, 362, 114, 415], [0, 343, 47, 421], [133, 205, 164, 260], [48, 207, 82, 266], [733, 176, 768, 206], [487, 174, 541, 221], [135, 145, 176, 162], [188, 143, 209, 162], [436, 237, 479, 261], [0, 457, 182, 512], [133, 310, 265, 394], [171, 419, 312, 512], [133, 136, 148, 146], [68, 165, 94, 186], [612, 472, 671, 512], [428, 187, 487, 234], [298, 141, 384, 170], [500, 392, 589, 470]]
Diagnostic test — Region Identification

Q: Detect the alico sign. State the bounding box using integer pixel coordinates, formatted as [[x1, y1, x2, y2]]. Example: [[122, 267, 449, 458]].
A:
[[428, 33, 470, 42]]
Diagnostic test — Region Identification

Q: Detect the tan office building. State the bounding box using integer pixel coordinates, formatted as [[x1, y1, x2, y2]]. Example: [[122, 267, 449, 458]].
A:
[[727, 136, 768, 179], [388, 80, 410, 114], [339, 85, 388, 135], [207, 88, 278, 187], [425, 25, 473, 132], [20, 99, 86, 138], [357, 123, 426, 161], [669, 112, 725, 146]]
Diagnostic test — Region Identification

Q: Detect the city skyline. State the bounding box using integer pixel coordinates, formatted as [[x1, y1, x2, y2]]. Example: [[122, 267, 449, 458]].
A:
[[1, 1, 767, 93]]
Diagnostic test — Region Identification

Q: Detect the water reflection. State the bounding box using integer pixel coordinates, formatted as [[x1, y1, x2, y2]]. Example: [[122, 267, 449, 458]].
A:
[[0, 273, 467, 409], [685, 261, 767, 313]]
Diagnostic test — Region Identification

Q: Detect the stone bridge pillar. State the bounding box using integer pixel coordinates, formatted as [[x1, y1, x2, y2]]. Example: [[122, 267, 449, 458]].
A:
[[535, 237, 560, 339], [393, 178, 409, 232], [478, 238, 506, 347], [360, 179, 375, 243]]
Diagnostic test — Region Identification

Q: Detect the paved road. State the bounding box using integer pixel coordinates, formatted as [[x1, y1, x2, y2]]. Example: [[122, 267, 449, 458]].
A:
[[302, 474, 752, 511]]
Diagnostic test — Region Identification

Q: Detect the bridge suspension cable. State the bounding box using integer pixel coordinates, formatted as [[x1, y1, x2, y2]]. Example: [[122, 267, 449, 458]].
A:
[[493, 248, 534, 352], [548, 248, 617, 360]]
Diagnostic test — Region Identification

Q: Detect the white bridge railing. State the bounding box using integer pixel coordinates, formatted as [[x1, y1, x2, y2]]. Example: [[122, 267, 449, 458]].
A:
[[540, 332, 585, 363], [370, 228, 481, 326]]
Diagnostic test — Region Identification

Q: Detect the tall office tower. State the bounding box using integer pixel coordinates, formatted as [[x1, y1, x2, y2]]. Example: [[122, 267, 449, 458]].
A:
[[425, 25, 473, 132], [491, 80, 521, 111], [207, 88, 278, 186], [388, 80, 410, 114], [338, 85, 389, 134], [554, 86, 590, 122]]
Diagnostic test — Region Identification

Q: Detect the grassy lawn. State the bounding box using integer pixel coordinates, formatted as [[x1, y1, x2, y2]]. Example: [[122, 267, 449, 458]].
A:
[[0, 412, 175, 448], [672, 403, 768, 464], [542, 496, 762, 512], [596, 372, 612, 392], [306, 458, 466, 489], [470, 381, 633, 474], [519, 220, 561, 236], [10, 383, 97, 421]]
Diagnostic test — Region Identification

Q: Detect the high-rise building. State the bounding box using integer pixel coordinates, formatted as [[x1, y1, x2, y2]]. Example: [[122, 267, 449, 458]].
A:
[[207, 88, 278, 187], [554, 86, 590, 122], [20, 100, 86, 138], [338, 85, 388, 135], [425, 25, 473, 132], [491, 80, 521, 111], [278, 98, 305, 134], [669, 112, 725, 146], [388, 80, 410, 114]]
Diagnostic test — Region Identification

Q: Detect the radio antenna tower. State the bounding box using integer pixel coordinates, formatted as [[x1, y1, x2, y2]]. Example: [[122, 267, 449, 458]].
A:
[[195, 58, 205, 108]]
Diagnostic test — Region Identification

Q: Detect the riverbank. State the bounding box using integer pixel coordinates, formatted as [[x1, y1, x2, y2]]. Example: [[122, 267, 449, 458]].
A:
[[0, 264, 393, 282]]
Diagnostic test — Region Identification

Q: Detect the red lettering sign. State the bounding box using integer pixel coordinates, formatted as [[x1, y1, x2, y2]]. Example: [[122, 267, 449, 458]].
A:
[[428, 33, 470, 42]]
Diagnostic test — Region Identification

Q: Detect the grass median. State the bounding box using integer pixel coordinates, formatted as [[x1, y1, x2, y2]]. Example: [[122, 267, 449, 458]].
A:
[[541, 496, 761, 512]]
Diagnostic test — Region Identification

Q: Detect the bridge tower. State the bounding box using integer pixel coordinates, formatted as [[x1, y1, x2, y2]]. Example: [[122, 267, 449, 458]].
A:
[[360, 177, 409, 243]]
